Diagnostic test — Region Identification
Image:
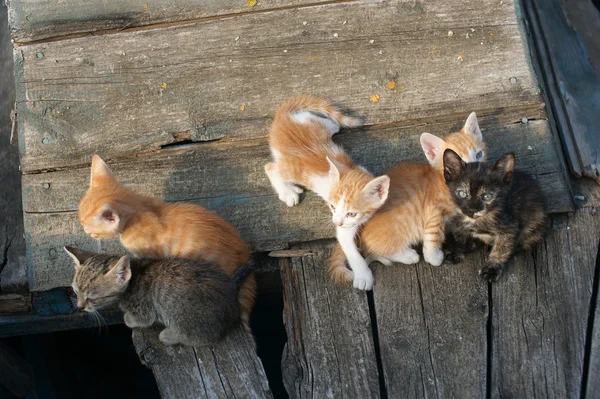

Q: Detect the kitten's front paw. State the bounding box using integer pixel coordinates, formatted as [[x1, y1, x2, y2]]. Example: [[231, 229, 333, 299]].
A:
[[290, 185, 304, 194], [479, 263, 504, 282], [352, 268, 374, 291], [424, 248, 444, 266], [279, 190, 300, 207], [159, 329, 182, 346], [124, 313, 137, 328]]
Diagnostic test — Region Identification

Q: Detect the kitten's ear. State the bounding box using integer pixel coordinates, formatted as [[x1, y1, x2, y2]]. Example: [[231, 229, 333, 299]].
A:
[[326, 157, 341, 182], [96, 207, 120, 231], [64, 246, 94, 268], [463, 112, 482, 140], [90, 155, 116, 187], [420, 133, 446, 168], [107, 256, 132, 283], [362, 175, 391, 206], [492, 153, 515, 184], [443, 149, 465, 182]]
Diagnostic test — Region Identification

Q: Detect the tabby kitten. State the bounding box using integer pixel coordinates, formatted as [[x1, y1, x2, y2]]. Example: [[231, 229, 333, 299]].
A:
[[65, 246, 252, 346], [329, 113, 487, 288], [266, 95, 390, 290], [78, 156, 256, 330], [443, 149, 547, 281]]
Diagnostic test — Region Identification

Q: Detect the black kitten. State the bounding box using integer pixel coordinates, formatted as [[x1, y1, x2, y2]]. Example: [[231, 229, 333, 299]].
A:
[[443, 149, 547, 281]]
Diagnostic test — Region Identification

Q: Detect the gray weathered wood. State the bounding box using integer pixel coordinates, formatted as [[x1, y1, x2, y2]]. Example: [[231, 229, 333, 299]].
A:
[[13, 0, 541, 173], [133, 325, 273, 399], [22, 112, 573, 291], [371, 251, 488, 397], [0, 0, 26, 294], [585, 243, 600, 398], [0, 340, 34, 397], [7, 0, 333, 43], [491, 209, 600, 398], [523, 0, 600, 181], [280, 240, 380, 398]]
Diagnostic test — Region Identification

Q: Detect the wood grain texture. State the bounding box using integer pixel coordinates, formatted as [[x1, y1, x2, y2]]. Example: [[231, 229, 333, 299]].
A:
[[0, 293, 31, 314], [524, 0, 600, 180], [13, 0, 541, 173], [491, 209, 600, 398], [585, 240, 600, 398], [280, 240, 380, 398], [371, 251, 488, 397], [23, 112, 573, 291], [0, 0, 26, 294], [6, 0, 334, 43], [133, 325, 273, 399]]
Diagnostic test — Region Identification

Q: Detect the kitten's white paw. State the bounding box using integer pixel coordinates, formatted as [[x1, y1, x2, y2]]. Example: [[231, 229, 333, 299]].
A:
[[279, 190, 300, 207], [424, 248, 444, 266], [397, 248, 420, 265], [352, 268, 374, 291], [290, 185, 304, 194]]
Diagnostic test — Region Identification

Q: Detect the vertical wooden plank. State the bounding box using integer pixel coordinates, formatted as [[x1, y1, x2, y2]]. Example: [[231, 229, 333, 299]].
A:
[[585, 240, 600, 397], [491, 210, 600, 398], [372, 254, 489, 397], [280, 240, 381, 398], [133, 326, 273, 398]]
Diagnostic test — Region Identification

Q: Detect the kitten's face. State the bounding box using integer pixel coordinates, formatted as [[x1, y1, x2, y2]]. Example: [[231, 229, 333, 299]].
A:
[[420, 112, 488, 171], [79, 156, 122, 239], [65, 247, 131, 312], [443, 150, 515, 219], [327, 158, 390, 229]]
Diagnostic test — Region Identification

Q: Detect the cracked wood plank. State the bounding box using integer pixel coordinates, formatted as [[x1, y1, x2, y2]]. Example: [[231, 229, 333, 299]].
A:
[[0, 0, 27, 294], [21, 112, 573, 291], [13, 0, 542, 173], [279, 240, 380, 398], [7, 0, 335, 43], [491, 209, 600, 398], [371, 251, 488, 397], [132, 325, 273, 399]]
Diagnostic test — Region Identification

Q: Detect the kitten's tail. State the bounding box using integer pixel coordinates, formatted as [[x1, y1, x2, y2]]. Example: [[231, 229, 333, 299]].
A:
[[231, 258, 255, 290], [328, 242, 355, 285], [276, 95, 364, 129]]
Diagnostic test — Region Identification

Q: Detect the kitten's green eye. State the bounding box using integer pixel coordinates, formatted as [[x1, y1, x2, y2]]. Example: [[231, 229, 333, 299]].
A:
[[476, 150, 483, 159], [482, 193, 493, 201], [457, 190, 468, 199], [346, 212, 357, 218]]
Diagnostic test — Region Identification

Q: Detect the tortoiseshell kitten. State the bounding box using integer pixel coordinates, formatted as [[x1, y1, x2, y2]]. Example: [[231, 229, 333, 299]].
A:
[[443, 149, 547, 281]]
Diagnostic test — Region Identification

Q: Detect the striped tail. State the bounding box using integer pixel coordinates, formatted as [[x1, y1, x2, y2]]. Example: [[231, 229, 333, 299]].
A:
[[328, 242, 355, 285], [275, 94, 364, 130], [231, 258, 255, 290]]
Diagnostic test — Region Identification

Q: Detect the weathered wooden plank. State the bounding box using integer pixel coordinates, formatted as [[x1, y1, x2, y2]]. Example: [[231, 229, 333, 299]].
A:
[[585, 244, 600, 398], [133, 325, 272, 399], [371, 251, 488, 397], [0, 294, 31, 314], [0, 0, 26, 295], [280, 240, 380, 398], [7, 0, 334, 43], [22, 113, 573, 291], [14, 0, 541, 172], [524, 0, 600, 180], [491, 209, 600, 398]]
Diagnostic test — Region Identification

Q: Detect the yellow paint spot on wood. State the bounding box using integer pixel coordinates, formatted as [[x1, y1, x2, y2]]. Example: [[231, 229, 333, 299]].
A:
[[105, 87, 109, 90], [240, 105, 245, 111], [369, 94, 380, 103], [247, 0, 257, 7], [143, 3, 148, 9], [490, 32, 495, 37], [388, 80, 396, 89], [400, 85, 405, 89], [161, 82, 167, 89]]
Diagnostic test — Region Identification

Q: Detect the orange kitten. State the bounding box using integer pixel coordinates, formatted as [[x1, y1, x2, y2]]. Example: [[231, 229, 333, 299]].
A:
[[78, 156, 256, 330], [329, 113, 487, 287], [266, 95, 390, 290]]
